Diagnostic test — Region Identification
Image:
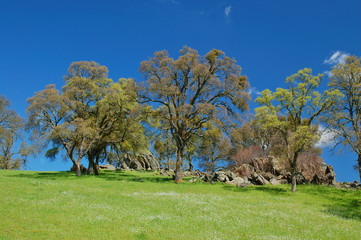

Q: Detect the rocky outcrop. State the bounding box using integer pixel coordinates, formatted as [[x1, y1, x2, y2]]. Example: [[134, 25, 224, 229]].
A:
[[337, 180, 361, 189], [310, 163, 336, 185], [230, 156, 337, 186], [211, 171, 236, 182], [99, 164, 116, 170], [120, 153, 160, 171]]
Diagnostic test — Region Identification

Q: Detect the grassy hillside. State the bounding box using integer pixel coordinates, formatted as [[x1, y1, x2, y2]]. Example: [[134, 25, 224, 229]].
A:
[[0, 170, 360, 240]]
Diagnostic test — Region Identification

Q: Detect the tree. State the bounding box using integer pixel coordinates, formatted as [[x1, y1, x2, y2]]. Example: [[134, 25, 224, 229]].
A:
[[139, 46, 250, 182], [327, 56, 361, 181], [0, 96, 32, 169], [197, 125, 232, 173], [255, 68, 341, 192], [27, 61, 148, 176], [153, 130, 177, 170], [85, 78, 148, 174]]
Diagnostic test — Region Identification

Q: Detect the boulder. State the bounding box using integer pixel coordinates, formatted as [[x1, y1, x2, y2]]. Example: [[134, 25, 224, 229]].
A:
[[211, 171, 236, 182], [319, 163, 328, 174], [295, 173, 307, 184], [233, 177, 245, 186], [251, 173, 269, 185], [70, 164, 87, 173], [99, 164, 116, 170], [270, 178, 281, 185], [235, 164, 255, 178], [121, 152, 160, 171], [325, 165, 337, 185]]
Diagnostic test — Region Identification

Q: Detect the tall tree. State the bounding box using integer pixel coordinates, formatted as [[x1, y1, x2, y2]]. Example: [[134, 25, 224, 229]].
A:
[[197, 125, 232, 173], [0, 96, 32, 169], [153, 130, 177, 170], [255, 68, 341, 192], [139, 47, 250, 182], [327, 56, 361, 181], [27, 62, 148, 176]]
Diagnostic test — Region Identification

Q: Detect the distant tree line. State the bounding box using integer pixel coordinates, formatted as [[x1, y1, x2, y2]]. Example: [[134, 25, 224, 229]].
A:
[[1, 47, 360, 192]]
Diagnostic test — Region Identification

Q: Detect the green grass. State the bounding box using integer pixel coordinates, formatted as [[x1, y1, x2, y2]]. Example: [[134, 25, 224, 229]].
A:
[[0, 170, 360, 240]]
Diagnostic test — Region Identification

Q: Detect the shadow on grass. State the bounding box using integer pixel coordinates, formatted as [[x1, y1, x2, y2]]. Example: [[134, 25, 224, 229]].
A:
[[222, 184, 289, 195], [324, 201, 361, 221], [96, 171, 172, 183], [323, 196, 361, 221], [7, 171, 76, 180], [297, 184, 361, 221], [7, 170, 173, 183]]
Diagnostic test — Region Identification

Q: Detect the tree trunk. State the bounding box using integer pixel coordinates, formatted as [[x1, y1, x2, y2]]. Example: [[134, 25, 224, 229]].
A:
[[291, 170, 297, 193], [94, 157, 100, 175], [290, 151, 299, 193], [357, 154, 361, 182], [174, 148, 183, 183], [87, 156, 94, 175], [75, 162, 81, 177], [167, 155, 170, 170], [187, 157, 193, 172]]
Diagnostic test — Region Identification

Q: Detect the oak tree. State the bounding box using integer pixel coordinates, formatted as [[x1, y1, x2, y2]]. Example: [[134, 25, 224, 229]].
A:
[[139, 46, 249, 182], [255, 69, 341, 192], [0, 96, 32, 169], [327, 56, 361, 181]]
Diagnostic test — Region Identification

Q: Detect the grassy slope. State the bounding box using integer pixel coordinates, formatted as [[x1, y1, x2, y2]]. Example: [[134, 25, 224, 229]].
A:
[[0, 170, 360, 240]]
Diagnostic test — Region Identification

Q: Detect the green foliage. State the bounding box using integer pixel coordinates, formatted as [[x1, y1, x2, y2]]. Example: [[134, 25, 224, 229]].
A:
[[255, 68, 341, 192], [26, 62, 148, 175], [139, 46, 250, 181], [0, 96, 32, 169], [0, 170, 360, 239], [153, 130, 177, 169], [327, 56, 361, 181], [197, 125, 232, 173]]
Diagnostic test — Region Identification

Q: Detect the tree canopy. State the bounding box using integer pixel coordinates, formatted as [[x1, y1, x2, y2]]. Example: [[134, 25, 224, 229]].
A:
[[26, 61, 148, 176], [139, 46, 250, 182], [255, 68, 341, 192], [327, 56, 361, 181], [0, 96, 32, 169]]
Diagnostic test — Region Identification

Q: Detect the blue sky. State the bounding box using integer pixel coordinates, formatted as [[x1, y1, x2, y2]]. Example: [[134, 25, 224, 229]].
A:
[[1, 0, 360, 181]]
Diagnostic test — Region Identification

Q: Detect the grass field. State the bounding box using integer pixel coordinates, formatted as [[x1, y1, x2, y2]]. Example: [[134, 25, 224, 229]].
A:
[[0, 170, 360, 240]]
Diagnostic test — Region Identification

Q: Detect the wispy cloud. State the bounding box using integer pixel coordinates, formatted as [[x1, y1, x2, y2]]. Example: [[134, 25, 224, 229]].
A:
[[247, 87, 261, 97], [158, 0, 179, 5], [315, 126, 337, 148], [224, 5, 232, 17], [324, 51, 349, 65]]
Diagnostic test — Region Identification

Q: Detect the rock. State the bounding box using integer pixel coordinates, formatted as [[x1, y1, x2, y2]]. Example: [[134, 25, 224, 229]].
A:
[[251, 173, 269, 185], [243, 177, 250, 184], [270, 178, 281, 185], [278, 179, 289, 184], [70, 164, 87, 173], [319, 163, 328, 174], [99, 164, 116, 170], [121, 152, 160, 171], [210, 170, 237, 183], [295, 173, 307, 184], [235, 164, 255, 178], [189, 177, 199, 183], [262, 172, 276, 181], [233, 177, 245, 186], [311, 174, 320, 184]]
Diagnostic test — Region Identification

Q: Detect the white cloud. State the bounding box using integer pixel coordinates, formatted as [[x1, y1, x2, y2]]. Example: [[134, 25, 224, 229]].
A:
[[324, 51, 349, 65], [247, 87, 261, 97], [315, 126, 337, 148], [323, 70, 333, 78], [224, 5, 232, 17]]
